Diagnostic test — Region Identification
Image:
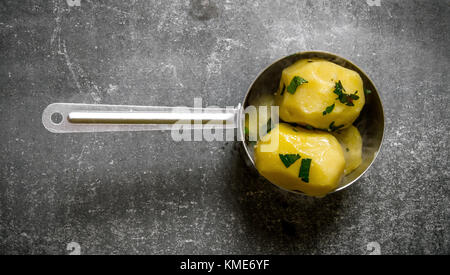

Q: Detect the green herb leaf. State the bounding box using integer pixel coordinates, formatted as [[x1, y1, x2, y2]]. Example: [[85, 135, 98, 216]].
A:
[[364, 88, 372, 95], [322, 103, 335, 115], [306, 125, 314, 130], [266, 118, 273, 134], [350, 91, 359, 100], [279, 154, 301, 168], [329, 121, 335, 130], [287, 76, 308, 94], [333, 80, 359, 106], [299, 158, 312, 183], [333, 80, 345, 97], [280, 84, 286, 95], [329, 121, 344, 132]]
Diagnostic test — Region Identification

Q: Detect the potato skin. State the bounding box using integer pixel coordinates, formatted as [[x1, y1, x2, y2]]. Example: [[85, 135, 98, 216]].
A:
[[333, 125, 363, 175], [254, 123, 345, 197], [275, 59, 365, 130]]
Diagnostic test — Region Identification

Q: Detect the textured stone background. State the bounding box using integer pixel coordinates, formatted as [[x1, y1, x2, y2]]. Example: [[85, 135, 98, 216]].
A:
[[0, 0, 449, 254]]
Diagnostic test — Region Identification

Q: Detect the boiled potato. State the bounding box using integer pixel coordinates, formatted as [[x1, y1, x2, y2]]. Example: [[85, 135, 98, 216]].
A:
[[333, 125, 363, 175], [275, 59, 365, 130], [254, 123, 345, 197], [244, 92, 276, 141]]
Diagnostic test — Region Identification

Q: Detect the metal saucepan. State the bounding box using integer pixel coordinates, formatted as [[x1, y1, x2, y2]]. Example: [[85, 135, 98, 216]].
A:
[[42, 51, 385, 196]]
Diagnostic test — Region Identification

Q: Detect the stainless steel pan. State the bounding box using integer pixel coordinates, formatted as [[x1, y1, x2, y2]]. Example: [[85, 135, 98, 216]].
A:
[[42, 51, 384, 196]]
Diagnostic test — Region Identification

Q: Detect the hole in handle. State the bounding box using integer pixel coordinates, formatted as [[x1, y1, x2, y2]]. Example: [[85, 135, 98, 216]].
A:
[[51, 112, 63, 125]]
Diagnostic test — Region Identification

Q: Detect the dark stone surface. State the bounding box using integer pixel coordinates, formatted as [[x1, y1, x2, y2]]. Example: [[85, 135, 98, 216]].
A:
[[0, 0, 449, 254]]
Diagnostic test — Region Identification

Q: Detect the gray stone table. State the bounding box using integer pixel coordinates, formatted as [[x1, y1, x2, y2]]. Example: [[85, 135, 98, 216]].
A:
[[0, 0, 448, 254]]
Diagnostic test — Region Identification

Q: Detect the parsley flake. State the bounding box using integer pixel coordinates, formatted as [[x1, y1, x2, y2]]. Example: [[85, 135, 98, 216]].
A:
[[266, 118, 273, 134], [287, 76, 308, 94], [279, 154, 301, 168], [329, 121, 344, 132], [322, 103, 335, 115], [280, 84, 286, 95], [333, 80, 360, 106], [299, 158, 312, 183]]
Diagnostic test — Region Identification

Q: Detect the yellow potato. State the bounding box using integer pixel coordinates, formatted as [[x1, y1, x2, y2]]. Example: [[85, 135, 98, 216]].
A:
[[254, 123, 345, 197], [275, 59, 365, 130], [333, 125, 363, 175], [245, 93, 276, 141]]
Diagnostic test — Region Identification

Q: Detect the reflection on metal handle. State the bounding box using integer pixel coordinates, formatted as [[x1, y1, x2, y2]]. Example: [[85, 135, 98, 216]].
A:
[[42, 103, 240, 133], [67, 111, 235, 124]]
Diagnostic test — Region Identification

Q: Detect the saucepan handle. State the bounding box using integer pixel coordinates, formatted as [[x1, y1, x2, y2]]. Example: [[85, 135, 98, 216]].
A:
[[42, 103, 240, 133]]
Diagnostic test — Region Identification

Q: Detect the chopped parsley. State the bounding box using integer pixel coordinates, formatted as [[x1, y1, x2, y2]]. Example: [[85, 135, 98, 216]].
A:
[[346, 91, 360, 106], [279, 154, 301, 168], [280, 84, 286, 95], [364, 88, 372, 95], [322, 103, 335, 115], [287, 76, 308, 94], [333, 80, 345, 96], [266, 118, 273, 134], [299, 158, 312, 183], [333, 80, 359, 106], [306, 125, 314, 130], [329, 121, 344, 132]]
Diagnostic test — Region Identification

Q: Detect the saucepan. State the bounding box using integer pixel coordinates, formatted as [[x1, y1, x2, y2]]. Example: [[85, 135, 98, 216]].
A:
[[42, 51, 384, 196]]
